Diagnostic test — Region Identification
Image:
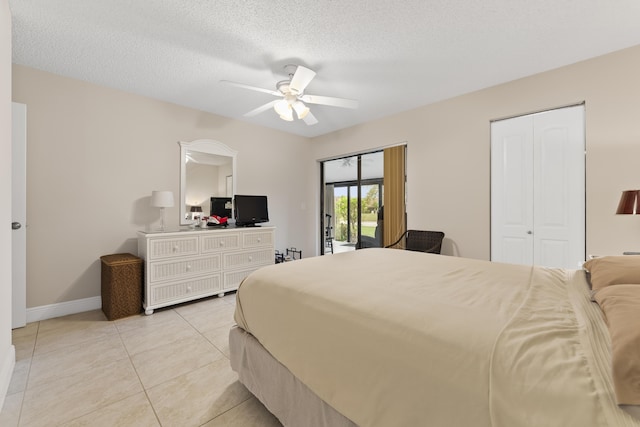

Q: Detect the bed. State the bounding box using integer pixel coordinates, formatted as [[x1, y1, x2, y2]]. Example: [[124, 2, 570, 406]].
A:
[[229, 248, 640, 427]]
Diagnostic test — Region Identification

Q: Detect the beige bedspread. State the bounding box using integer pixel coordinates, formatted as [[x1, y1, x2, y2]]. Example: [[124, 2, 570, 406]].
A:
[[234, 249, 640, 427]]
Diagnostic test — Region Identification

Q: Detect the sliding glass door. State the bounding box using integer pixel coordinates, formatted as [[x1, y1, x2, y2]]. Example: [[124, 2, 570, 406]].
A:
[[321, 145, 406, 255], [321, 151, 384, 254], [358, 152, 384, 249]]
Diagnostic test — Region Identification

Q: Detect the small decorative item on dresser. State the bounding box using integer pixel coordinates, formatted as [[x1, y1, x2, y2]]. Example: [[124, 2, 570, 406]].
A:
[[99, 253, 143, 320]]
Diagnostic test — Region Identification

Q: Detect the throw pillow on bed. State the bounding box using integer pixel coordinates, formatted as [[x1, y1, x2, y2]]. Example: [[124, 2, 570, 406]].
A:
[[583, 256, 640, 291]]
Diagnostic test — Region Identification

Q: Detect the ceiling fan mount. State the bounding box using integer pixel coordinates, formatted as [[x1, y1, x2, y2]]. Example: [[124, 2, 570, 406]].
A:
[[282, 64, 298, 77], [276, 80, 293, 95], [221, 64, 358, 126]]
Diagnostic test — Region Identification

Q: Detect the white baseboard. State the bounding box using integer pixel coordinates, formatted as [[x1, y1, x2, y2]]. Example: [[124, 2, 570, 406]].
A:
[[26, 296, 102, 323], [0, 344, 16, 411]]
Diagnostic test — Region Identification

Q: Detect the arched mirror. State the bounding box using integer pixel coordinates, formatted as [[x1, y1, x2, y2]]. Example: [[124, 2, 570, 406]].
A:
[[179, 139, 237, 225]]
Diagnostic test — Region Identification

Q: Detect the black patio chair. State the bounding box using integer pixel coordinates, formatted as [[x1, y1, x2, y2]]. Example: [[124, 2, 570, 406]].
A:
[[386, 230, 445, 254]]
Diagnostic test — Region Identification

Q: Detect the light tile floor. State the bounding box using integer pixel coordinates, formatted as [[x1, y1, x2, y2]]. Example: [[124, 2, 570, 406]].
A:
[[0, 293, 282, 427]]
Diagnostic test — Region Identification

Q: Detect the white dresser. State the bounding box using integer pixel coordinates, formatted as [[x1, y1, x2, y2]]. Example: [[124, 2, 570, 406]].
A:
[[137, 226, 274, 314]]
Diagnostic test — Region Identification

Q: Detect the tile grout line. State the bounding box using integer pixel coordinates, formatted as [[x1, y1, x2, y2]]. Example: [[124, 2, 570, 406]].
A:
[[30, 316, 147, 426], [173, 304, 228, 357], [59, 311, 170, 426], [11, 295, 241, 427], [116, 311, 169, 427], [196, 395, 254, 427], [173, 297, 244, 425]]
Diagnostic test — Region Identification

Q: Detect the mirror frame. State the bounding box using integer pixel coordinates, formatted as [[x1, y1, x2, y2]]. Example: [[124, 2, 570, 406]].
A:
[[178, 139, 237, 226]]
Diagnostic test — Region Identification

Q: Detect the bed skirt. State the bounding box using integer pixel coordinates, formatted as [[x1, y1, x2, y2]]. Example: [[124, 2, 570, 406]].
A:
[[229, 325, 356, 427]]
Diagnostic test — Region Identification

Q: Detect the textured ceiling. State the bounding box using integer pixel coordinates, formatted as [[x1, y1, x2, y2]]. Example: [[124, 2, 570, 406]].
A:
[[10, 1, 640, 138]]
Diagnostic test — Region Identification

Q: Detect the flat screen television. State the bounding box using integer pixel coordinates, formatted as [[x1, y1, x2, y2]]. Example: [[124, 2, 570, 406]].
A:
[[234, 195, 269, 227], [210, 197, 232, 218]]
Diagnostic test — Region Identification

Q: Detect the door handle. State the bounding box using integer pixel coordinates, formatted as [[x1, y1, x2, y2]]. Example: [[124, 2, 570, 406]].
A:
[[12, 222, 22, 230]]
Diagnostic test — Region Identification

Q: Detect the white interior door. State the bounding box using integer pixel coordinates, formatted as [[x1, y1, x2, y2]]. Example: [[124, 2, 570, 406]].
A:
[[491, 105, 585, 268], [491, 115, 534, 265], [12, 102, 26, 329], [532, 106, 585, 268]]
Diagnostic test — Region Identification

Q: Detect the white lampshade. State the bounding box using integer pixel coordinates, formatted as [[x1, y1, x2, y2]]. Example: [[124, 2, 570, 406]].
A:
[[274, 99, 289, 116], [150, 191, 174, 208], [274, 100, 293, 121], [293, 101, 310, 119]]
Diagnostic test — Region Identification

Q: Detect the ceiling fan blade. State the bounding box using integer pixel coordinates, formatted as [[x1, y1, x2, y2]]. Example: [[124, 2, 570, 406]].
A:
[[244, 100, 278, 117], [300, 94, 358, 109], [303, 110, 318, 126], [289, 66, 316, 95], [220, 80, 281, 97]]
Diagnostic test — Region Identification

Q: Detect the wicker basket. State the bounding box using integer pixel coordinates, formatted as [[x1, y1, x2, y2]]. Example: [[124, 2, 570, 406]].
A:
[[100, 253, 143, 320]]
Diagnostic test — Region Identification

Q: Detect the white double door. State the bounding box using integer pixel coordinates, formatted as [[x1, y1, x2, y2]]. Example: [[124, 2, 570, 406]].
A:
[[491, 105, 585, 269]]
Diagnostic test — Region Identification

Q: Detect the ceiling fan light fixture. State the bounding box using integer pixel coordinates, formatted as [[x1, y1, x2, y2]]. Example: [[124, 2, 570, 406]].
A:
[[293, 101, 310, 119], [223, 64, 358, 126], [274, 99, 290, 115]]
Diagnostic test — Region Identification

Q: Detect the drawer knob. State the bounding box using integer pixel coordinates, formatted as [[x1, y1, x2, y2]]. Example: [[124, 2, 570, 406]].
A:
[[219, 241, 225, 246], [186, 265, 191, 271], [186, 286, 192, 293], [257, 238, 261, 242], [173, 245, 179, 252], [248, 256, 253, 262]]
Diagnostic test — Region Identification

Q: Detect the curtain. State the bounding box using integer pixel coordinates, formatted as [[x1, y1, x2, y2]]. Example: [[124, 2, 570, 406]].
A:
[[383, 145, 406, 247]]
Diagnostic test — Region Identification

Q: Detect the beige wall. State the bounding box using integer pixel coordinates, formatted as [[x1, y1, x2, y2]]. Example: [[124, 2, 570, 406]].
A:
[[311, 44, 640, 260], [1, 0, 14, 404], [12, 65, 315, 308]]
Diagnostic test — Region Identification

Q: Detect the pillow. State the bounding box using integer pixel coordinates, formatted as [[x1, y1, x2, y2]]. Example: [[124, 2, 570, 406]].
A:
[[593, 284, 640, 407], [583, 256, 640, 291]]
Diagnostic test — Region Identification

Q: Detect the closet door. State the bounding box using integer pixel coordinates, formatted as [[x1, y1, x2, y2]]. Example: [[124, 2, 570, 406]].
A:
[[491, 115, 534, 265], [491, 106, 585, 269], [532, 107, 585, 268]]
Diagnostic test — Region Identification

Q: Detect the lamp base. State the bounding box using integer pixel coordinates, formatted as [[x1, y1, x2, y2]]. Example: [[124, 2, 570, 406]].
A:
[[159, 207, 166, 232]]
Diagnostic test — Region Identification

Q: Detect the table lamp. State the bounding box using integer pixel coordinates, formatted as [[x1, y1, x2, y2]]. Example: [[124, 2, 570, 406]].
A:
[[616, 190, 640, 215], [616, 190, 640, 255], [151, 190, 174, 231], [190, 205, 203, 220]]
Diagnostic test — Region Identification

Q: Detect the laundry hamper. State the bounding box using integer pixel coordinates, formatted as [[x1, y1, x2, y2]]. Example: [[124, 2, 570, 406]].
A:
[[100, 253, 143, 320]]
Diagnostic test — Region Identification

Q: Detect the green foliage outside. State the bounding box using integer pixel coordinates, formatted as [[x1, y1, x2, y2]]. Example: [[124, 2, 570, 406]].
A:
[[333, 185, 380, 242]]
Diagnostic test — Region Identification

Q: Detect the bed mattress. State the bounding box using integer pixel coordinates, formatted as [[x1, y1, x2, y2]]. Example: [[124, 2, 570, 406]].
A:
[[232, 248, 640, 427]]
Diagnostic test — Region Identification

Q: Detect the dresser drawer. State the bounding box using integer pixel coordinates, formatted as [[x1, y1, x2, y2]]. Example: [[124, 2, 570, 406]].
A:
[[147, 275, 222, 305], [223, 268, 259, 290], [148, 236, 199, 260], [242, 230, 274, 248], [149, 255, 221, 283], [223, 248, 274, 270], [200, 233, 241, 253]]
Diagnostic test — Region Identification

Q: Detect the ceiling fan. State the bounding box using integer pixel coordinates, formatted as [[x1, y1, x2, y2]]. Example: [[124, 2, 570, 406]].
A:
[[221, 64, 358, 125]]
